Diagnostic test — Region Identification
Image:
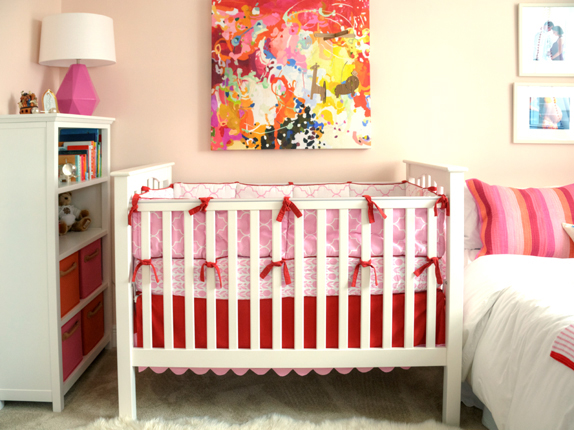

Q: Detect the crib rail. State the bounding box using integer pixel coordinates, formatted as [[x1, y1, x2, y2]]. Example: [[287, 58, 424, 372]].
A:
[[135, 195, 441, 356]]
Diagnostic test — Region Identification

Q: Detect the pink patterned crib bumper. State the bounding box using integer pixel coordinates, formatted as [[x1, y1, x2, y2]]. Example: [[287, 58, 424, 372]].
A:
[[130, 181, 447, 261]]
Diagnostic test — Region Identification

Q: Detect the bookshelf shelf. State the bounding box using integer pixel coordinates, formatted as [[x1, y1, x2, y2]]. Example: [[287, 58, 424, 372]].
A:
[[0, 114, 115, 412], [59, 227, 108, 260], [58, 175, 109, 192]]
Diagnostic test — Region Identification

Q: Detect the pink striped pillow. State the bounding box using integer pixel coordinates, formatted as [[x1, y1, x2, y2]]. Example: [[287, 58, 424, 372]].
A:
[[466, 179, 574, 258]]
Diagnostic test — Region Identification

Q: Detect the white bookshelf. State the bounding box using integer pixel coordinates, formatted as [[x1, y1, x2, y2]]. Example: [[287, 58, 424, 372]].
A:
[[0, 114, 115, 412]]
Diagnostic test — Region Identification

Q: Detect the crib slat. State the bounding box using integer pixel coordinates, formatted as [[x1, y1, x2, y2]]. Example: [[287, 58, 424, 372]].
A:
[[382, 210, 394, 349], [426, 208, 437, 348], [272, 209, 282, 350], [141, 212, 152, 350], [228, 210, 238, 350], [316, 209, 327, 350], [206, 211, 217, 350], [360, 208, 371, 350], [250, 210, 260, 350], [294, 212, 304, 350], [184, 212, 195, 349], [404, 208, 415, 348], [338, 209, 349, 350], [162, 211, 174, 350]]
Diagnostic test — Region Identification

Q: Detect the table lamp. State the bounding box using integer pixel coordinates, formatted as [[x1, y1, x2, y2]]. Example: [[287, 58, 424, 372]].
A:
[[39, 13, 116, 116]]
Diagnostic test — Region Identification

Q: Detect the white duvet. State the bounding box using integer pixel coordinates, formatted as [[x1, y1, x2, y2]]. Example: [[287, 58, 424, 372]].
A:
[[462, 255, 574, 430]]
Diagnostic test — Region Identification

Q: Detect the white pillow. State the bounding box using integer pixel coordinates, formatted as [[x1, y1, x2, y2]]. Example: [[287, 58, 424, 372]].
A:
[[563, 222, 574, 243], [464, 184, 482, 250]]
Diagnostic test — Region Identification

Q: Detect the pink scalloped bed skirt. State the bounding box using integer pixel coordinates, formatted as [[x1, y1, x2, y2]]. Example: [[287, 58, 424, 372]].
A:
[[139, 366, 409, 376]]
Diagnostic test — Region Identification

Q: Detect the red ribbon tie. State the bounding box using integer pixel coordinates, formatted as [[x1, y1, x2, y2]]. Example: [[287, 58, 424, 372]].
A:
[[132, 259, 160, 283], [364, 195, 387, 223], [351, 259, 378, 288], [260, 260, 292, 285], [434, 194, 449, 216], [200, 261, 223, 288], [189, 197, 213, 216], [414, 257, 443, 285], [276, 196, 302, 222], [128, 193, 142, 226]]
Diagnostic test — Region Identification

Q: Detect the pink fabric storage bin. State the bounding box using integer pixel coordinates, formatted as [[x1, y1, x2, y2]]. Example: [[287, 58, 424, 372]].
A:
[[79, 239, 102, 299], [61, 313, 82, 381]]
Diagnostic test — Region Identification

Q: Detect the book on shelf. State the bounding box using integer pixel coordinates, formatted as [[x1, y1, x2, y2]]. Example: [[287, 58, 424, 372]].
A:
[[63, 141, 97, 179], [58, 128, 103, 180], [59, 128, 101, 143], [97, 141, 101, 177], [59, 142, 103, 180]]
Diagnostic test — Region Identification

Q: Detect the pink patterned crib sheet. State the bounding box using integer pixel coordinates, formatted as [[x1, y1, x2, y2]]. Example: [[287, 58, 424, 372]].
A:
[[131, 181, 446, 262], [132, 255, 446, 300]]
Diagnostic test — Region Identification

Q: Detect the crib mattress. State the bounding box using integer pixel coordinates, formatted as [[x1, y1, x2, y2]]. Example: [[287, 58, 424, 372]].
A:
[[133, 256, 445, 298], [134, 292, 447, 349]]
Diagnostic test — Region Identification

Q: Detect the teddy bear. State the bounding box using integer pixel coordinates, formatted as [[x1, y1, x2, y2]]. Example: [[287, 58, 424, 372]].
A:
[[58, 192, 91, 235]]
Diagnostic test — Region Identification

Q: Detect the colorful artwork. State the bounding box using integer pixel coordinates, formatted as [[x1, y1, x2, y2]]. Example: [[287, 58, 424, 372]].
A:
[[211, 0, 371, 150]]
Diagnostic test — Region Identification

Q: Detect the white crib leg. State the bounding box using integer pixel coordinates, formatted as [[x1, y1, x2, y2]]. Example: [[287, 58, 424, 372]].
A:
[[0, 400, 5, 410], [442, 362, 462, 426], [117, 285, 137, 419], [117, 362, 137, 419]]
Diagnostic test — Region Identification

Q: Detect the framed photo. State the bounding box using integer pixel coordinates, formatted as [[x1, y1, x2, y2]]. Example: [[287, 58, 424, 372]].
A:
[[514, 83, 574, 143], [42, 89, 59, 113], [519, 4, 574, 76]]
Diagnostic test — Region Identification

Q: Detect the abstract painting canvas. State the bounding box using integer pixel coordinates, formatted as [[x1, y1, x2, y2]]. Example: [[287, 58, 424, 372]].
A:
[[211, 0, 371, 150]]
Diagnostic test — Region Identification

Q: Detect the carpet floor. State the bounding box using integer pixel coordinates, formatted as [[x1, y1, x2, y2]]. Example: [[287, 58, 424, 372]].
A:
[[0, 349, 486, 430]]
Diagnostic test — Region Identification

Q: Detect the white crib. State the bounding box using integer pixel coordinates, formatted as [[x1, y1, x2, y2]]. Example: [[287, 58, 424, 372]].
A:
[[111, 160, 466, 425]]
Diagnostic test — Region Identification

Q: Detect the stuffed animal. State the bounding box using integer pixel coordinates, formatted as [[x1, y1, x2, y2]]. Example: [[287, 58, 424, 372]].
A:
[[58, 192, 91, 235]]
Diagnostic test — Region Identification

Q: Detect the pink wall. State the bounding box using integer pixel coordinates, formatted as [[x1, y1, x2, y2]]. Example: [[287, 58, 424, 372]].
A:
[[3, 1, 574, 187], [0, 0, 60, 115]]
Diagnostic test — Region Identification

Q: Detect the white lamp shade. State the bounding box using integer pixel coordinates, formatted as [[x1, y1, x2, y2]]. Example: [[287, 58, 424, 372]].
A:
[[39, 13, 116, 67]]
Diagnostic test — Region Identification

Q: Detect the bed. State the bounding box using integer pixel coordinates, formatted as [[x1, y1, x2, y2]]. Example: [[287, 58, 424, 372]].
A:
[[111, 160, 467, 425], [462, 179, 574, 430]]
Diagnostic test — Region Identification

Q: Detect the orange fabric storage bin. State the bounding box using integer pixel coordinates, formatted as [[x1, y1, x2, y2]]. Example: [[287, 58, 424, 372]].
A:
[[81, 293, 104, 355], [59, 252, 80, 317], [79, 239, 102, 299]]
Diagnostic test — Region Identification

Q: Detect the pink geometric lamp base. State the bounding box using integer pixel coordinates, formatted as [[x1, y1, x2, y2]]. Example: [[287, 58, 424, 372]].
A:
[[56, 64, 100, 115]]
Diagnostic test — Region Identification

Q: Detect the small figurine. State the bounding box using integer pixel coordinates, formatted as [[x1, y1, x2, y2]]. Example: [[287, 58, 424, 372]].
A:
[[18, 91, 38, 114]]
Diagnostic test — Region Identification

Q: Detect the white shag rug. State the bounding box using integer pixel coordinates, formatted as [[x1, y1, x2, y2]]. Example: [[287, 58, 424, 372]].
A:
[[76, 415, 462, 430]]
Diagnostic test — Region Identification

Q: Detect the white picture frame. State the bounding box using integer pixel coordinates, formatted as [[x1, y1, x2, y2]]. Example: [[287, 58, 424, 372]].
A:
[[519, 3, 574, 76], [42, 89, 59, 113], [514, 83, 574, 144]]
